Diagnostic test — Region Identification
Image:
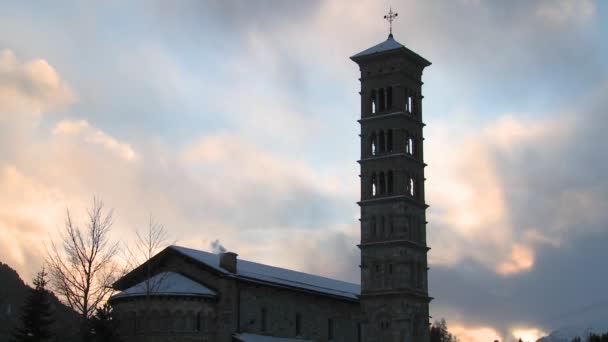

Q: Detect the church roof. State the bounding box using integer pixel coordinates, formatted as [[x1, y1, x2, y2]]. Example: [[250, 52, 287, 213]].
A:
[[111, 271, 217, 299], [170, 245, 360, 301], [350, 34, 431, 67], [233, 333, 313, 342]]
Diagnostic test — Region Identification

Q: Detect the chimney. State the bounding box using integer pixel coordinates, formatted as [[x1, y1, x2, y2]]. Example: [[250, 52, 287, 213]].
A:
[[219, 251, 238, 273]]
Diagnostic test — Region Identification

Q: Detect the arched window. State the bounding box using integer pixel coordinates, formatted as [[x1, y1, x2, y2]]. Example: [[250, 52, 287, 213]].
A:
[[387, 129, 393, 152], [371, 173, 377, 196], [379, 88, 386, 112], [406, 136, 414, 155], [407, 176, 415, 197], [379, 172, 386, 195], [370, 133, 377, 156], [379, 131, 386, 153], [387, 86, 393, 109], [371, 89, 377, 114], [405, 89, 413, 113], [387, 171, 393, 193]]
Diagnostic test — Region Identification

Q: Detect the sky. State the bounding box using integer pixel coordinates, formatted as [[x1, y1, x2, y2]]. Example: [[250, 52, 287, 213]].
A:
[[1, 1, 607, 341]]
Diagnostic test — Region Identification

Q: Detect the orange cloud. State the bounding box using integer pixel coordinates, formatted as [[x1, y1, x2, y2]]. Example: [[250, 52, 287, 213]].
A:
[[426, 114, 567, 275], [450, 323, 502, 342]]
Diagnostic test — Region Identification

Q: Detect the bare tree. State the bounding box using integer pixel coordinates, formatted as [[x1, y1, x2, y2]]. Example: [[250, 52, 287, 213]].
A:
[[46, 198, 119, 323], [122, 215, 173, 296]]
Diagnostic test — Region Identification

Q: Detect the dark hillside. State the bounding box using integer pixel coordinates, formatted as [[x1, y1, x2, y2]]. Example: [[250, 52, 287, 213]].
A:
[[0, 262, 80, 341]]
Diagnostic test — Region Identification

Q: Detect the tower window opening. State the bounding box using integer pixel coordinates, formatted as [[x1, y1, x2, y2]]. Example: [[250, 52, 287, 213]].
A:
[[380, 216, 385, 236], [379, 172, 386, 195], [387, 86, 393, 109], [371, 90, 377, 114], [388, 263, 393, 274], [387, 171, 394, 193], [379, 88, 386, 112], [405, 90, 414, 113], [371, 173, 377, 196], [379, 131, 386, 153], [328, 318, 334, 340], [407, 177, 415, 197], [370, 134, 378, 156], [406, 136, 414, 155], [387, 129, 393, 152]]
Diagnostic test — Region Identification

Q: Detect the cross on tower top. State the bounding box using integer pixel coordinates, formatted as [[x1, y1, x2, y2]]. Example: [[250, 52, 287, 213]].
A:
[[384, 8, 398, 37]]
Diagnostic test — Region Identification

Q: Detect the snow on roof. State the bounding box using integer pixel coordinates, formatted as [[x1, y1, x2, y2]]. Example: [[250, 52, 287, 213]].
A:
[[111, 271, 217, 299], [351, 34, 431, 66], [351, 34, 405, 59], [233, 333, 313, 342], [170, 246, 360, 301]]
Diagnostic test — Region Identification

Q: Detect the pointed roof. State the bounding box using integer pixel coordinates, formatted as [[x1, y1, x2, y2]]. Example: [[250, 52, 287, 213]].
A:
[[170, 245, 360, 301], [350, 34, 431, 67], [111, 271, 217, 299]]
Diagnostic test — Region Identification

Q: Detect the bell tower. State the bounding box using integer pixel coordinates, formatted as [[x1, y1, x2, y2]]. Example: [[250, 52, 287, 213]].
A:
[[351, 11, 432, 342]]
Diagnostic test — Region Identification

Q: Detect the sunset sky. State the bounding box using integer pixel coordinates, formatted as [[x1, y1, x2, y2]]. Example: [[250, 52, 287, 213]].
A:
[[1, 1, 607, 341]]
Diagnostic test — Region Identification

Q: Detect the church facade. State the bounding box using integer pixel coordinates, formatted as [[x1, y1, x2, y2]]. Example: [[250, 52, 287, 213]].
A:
[[111, 32, 431, 342]]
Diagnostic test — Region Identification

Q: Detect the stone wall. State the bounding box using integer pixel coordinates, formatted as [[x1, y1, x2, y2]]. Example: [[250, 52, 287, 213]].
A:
[[238, 282, 361, 342], [113, 296, 217, 342]]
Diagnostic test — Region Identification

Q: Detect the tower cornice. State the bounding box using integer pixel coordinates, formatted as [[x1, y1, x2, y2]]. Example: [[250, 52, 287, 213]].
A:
[[357, 195, 429, 209], [358, 111, 425, 127], [357, 239, 430, 251], [357, 153, 427, 168]]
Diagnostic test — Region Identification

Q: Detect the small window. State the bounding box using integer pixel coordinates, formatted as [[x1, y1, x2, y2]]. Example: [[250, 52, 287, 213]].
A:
[[328, 318, 334, 340], [387, 87, 393, 109], [387, 130, 393, 152], [261, 308, 267, 332], [295, 313, 302, 336], [379, 88, 386, 112]]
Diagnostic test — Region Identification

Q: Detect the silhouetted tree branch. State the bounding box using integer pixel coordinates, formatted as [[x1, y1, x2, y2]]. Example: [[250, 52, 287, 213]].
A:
[[46, 198, 119, 324]]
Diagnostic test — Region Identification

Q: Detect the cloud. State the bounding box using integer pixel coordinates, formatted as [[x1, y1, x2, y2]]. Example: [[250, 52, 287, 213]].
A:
[[53, 119, 136, 161], [0, 49, 74, 115], [536, 0, 595, 24], [0, 2, 606, 340]]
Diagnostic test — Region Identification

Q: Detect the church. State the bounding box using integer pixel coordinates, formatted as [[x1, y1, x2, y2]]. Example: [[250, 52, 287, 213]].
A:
[[110, 15, 432, 342]]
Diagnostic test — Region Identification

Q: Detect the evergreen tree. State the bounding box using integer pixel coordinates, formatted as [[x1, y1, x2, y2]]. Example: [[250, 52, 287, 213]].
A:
[[11, 269, 55, 342], [87, 303, 121, 342], [430, 318, 458, 342]]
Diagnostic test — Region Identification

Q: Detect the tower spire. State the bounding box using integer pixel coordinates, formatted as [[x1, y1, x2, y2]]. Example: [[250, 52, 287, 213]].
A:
[[384, 7, 398, 38]]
